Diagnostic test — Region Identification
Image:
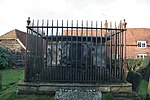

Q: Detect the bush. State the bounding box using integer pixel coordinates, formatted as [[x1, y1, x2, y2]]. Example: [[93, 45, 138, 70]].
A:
[[126, 71, 142, 92], [0, 46, 12, 70], [138, 56, 150, 81], [126, 58, 143, 71], [102, 93, 116, 100]]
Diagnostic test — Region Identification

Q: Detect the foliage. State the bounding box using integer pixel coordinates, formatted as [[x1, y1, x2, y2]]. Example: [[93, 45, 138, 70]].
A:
[[126, 71, 142, 92], [138, 80, 148, 100], [0, 46, 12, 70], [102, 93, 117, 100], [138, 56, 150, 81], [126, 58, 143, 71]]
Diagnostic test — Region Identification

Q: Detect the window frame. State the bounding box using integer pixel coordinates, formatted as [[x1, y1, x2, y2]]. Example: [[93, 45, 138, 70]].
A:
[[136, 54, 147, 59], [137, 41, 147, 48]]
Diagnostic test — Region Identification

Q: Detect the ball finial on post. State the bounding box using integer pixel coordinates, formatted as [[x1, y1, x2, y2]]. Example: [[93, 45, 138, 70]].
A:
[[27, 17, 31, 26], [104, 20, 108, 28], [123, 19, 127, 29]]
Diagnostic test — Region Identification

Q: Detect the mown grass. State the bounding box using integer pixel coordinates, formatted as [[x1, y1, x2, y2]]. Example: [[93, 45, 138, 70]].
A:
[[0, 68, 148, 100], [0, 68, 54, 100], [139, 80, 148, 100]]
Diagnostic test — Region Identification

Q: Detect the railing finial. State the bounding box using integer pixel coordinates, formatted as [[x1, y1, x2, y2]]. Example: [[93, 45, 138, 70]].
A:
[[27, 17, 31, 26], [123, 19, 127, 29], [104, 20, 108, 28]]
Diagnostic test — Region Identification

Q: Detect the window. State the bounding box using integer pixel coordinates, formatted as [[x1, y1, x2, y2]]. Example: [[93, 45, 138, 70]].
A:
[[137, 41, 147, 48], [136, 54, 147, 59]]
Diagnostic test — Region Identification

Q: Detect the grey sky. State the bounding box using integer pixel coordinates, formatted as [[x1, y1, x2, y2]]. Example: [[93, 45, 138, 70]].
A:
[[0, 0, 150, 35]]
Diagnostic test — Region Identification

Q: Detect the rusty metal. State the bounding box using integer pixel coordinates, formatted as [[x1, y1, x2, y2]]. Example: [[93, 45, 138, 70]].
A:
[[25, 18, 127, 83]]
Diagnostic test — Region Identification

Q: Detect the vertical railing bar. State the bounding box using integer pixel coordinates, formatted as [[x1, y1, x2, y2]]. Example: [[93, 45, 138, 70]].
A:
[[117, 29, 120, 79], [45, 21, 48, 69], [116, 29, 118, 79], [66, 20, 69, 82], [51, 20, 53, 68], [90, 21, 93, 82], [61, 20, 63, 81], [36, 20, 39, 82], [100, 21, 102, 82], [119, 27, 122, 80], [119, 29, 122, 81], [86, 20, 89, 82], [124, 27, 127, 82], [81, 20, 84, 81], [114, 22, 117, 79], [86, 20, 88, 67], [31, 26, 33, 81], [56, 20, 58, 67], [71, 20, 73, 81], [95, 21, 98, 82], [121, 28, 124, 80], [41, 20, 44, 82], [31, 20, 34, 82], [112, 31, 115, 79], [110, 22, 112, 81], [90, 21, 93, 65], [105, 24, 108, 82], [46, 20, 49, 81], [76, 20, 78, 82], [55, 20, 59, 81], [25, 18, 29, 82]]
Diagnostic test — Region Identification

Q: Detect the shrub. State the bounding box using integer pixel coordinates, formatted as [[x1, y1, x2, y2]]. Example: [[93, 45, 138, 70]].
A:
[[0, 46, 12, 70], [138, 56, 150, 81], [126, 71, 142, 92], [102, 93, 116, 100], [126, 58, 143, 71]]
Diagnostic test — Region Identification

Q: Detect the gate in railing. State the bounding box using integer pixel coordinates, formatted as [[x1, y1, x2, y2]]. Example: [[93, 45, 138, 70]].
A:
[[25, 18, 127, 84]]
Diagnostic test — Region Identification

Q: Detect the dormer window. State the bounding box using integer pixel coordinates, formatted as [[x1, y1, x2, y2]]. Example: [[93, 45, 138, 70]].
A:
[[137, 41, 147, 48]]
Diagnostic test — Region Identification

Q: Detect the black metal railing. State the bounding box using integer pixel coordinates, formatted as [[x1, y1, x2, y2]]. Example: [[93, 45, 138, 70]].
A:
[[25, 18, 127, 84]]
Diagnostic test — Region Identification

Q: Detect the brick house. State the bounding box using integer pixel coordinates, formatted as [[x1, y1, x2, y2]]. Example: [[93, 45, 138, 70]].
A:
[[126, 28, 150, 58], [64, 28, 150, 59]]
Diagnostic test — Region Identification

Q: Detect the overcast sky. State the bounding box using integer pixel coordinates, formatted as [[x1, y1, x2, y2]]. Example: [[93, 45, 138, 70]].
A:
[[0, 0, 150, 35]]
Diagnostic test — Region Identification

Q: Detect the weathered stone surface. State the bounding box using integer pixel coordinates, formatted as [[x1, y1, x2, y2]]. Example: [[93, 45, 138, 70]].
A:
[[55, 89, 102, 100], [17, 81, 132, 95]]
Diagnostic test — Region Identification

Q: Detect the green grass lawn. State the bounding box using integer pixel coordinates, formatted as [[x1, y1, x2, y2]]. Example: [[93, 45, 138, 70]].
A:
[[139, 80, 149, 99], [0, 68, 54, 100], [0, 68, 148, 100]]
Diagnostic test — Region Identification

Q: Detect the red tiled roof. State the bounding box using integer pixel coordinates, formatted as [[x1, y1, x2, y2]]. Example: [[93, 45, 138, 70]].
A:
[[63, 30, 111, 37], [0, 29, 17, 39], [0, 29, 26, 48]]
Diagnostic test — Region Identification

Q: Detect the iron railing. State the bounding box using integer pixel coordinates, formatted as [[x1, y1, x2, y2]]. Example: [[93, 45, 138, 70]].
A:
[[25, 18, 127, 84]]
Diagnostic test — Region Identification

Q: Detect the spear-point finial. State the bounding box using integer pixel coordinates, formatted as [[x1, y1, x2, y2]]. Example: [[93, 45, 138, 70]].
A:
[[123, 19, 127, 29], [104, 20, 108, 28], [118, 20, 123, 29], [27, 17, 31, 26]]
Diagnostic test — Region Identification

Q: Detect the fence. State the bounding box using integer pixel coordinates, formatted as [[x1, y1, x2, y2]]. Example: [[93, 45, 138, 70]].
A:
[[25, 18, 127, 84]]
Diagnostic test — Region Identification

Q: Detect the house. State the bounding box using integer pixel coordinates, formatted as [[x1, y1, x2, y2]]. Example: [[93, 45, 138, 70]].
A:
[[0, 29, 26, 66], [126, 28, 150, 59], [63, 28, 150, 59], [0, 29, 26, 53]]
